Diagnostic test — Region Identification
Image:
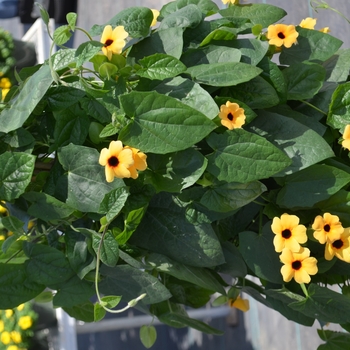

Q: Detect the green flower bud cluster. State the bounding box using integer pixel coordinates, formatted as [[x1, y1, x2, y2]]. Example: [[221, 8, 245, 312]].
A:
[[0, 28, 15, 76]]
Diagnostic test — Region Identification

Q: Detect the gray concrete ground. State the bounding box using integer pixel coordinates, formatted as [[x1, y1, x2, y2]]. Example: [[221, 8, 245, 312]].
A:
[[1, 1, 350, 349]]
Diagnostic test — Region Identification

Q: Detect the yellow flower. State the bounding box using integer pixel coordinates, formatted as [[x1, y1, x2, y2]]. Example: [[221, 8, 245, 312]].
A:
[[280, 247, 318, 284], [312, 213, 343, 244], [325, 228, 350, 262], [1, 331, 11, 344], [16, 304, 24, 311], [266, 24, 299, 48], [100, 25, 128, 60], [222, 0, 239, 4], [0, 77, 11, 89], [99, 140, 134, 182], [0, 234, 5, 240], [342, 125, 350, 151], [0, 320, 4, 332], [228, 296, 250, 312], [18, 315, 33, 330], [5, 309, 13, 318], [299, 17, 317, 29], [0, 201, 7, 215], [271, 213, 307, 253], [10, 331, 22, 344], [7, 346, 19, 350], [319, 27, 330, 33], [123, 146, 147, 179], [151, 9, 159, 27], [218, 101, 246, 130]]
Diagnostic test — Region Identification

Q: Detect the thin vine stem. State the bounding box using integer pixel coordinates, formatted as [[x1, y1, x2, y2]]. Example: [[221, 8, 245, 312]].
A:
[[300, 100, 328, 116]]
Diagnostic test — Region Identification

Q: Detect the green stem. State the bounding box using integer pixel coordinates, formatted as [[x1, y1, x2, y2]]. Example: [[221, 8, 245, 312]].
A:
[[300, 100, 328, 116], [75, 27, 94, 41], [94, 226, 146, 314], [300, 283, 309, 297]]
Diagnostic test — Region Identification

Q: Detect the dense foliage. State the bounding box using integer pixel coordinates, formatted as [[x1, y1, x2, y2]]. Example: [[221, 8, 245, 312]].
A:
[[1, 0, 350, 348]]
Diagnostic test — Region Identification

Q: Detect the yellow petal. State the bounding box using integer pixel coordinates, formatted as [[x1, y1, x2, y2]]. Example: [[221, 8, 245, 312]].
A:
[[281, 264, 294, 282], [294, 269, 311, 284], [99, 148, 110, 166], [105, 166, 115, 183]]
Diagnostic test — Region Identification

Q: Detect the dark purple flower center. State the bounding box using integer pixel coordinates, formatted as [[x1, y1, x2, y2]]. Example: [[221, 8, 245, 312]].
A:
[[227, 113, 234, 121], [332, 239, 343, 249], [292, 260, 302, 270], [324, 224, 331, 232], [282, 229, 292, 239], [105, 39, 113, 47], [278, 32, 285, 39], [108, 156, 119, 167]]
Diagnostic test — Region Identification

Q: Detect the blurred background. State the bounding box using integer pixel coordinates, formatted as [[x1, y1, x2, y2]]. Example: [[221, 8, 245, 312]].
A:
[[0, 0, 349, 349]]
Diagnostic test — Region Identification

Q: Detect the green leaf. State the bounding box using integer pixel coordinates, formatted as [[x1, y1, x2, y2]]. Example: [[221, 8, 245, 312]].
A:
[[200, 181, 266, 212], [52, 48, 77, 70], [181, 45, 241, 67], [47, 86, 86, 111], [140, 325, 157, 349], [328, 82, 350, 130], [0, 65, 53, 133], [216, 242, 247, 278], [280, 28, 343, 65], [239, 225, 283, 284], [206, 130, 291, 183], [276, 164, 350, 209], [159, 4, 203, 30], [57, 144, 125, 213], [219, 3, 287, 28], [145, 148, 208, 193], [23, 242, 75, 286], [129, 193, 225, 267], [89, 7, 153, 38], [80, 96, 111, 124], [225, 76, 279, 109], [99, 62, 118, 79], [160, 0, 219, 17], [66, 12, 77, 30], [3, 128, 35, 149], [186, 62, 262, 87], [99, 187, 129, 223], [0, 263, 45, 308], [317, 329, 350, 350], [92, 231, 119, 267], [94, 303, 106, 322], [141, 76, 219, 120], [249, 110, 334, 176], [0, 152, 35, 201], [101, 295, 122, 308], [51, 104, 90, 151], [53, 25, 72, 46], [265, 287, 314, 326], [63, 302, 95, 322], [75, 41, 103, 67], [24, 192, 75, 222], [52, 276, 94, 308], [1, 215, 24, 234], [160, 312, 224, 335], [129, 27, 184, 60], [146, 253, 225, 294], [99, 264, 172, 307], [138, 53, 187, 80], [289, 284, 350, 324], [119, 91, 216, 154], [324, 49, 350, 83], [283, 62, 326, 100]]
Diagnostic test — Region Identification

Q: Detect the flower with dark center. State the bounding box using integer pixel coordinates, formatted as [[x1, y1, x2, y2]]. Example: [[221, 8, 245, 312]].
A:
[[266, 24, 299, 48], [271, 213, 307, 252], [312, 212, 343, 244], [325, 228, 350, 262], [280, 247, 318, 284], [99, 140, 134, 182], [100, 25, 128, 60], [218, 101, 246, 130]]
